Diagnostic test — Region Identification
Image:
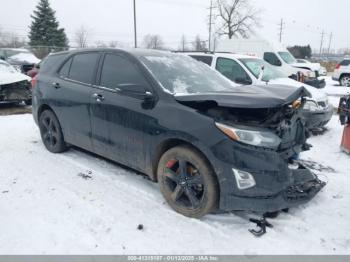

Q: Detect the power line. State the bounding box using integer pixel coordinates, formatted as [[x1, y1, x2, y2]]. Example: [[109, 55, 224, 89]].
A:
[[133, 0, 137, 48], [319, 30, 325, 54], [208, 0, 215, 52], [327, 32, 333, 55], [278, 18, 285, 43]]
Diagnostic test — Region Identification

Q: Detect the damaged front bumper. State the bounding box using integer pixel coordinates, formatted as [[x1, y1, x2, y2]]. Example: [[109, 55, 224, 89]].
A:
[[0, 81, 32, 103], [211, 140, 325, 213]]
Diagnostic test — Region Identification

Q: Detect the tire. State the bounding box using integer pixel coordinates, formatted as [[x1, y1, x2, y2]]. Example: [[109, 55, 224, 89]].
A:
[[157, 145, 219, 218], [39, 110, 67, 153], [340, 75, 350, 87], [24, 99, 32, 106]]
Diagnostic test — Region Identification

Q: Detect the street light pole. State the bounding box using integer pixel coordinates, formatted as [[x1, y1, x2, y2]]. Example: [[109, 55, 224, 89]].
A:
[[133, 0, 137, 48]]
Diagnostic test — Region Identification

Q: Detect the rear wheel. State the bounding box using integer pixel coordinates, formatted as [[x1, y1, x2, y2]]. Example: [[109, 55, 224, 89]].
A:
[[39, 110, 67, 153], [157, 145, 219, 218], [340, 75, 350, 87]]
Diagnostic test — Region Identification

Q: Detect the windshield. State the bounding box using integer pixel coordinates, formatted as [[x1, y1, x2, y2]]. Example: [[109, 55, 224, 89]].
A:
[[140, 54, 238, 94], [0, 62, 17, 74], [278, 52, 296, 64], [239, 58, 287, 82]]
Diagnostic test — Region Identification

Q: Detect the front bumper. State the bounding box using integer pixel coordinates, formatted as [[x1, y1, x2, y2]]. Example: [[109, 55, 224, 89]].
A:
[[211, 139, 325, 213], [0, 86, 32, 103], [302, 106, 334, 129]]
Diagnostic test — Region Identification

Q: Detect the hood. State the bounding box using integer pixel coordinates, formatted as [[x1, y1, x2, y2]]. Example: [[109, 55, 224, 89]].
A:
[[0, 72, 31, 85], [292, 62, 320, 71], [268, 78, 327, 101], [175, 85, 311, 109], [7, 53, 41, 65]]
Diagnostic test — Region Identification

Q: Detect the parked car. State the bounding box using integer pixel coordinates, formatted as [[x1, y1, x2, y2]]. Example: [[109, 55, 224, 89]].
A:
[[185, 52, 333, 130], [0, 60, 32, 105], [0, 48, 41, 74], [217, 39, 326, 88], [297, 59, 327, 76], [32, 49, 324, 218], [333, 58, 350, 87]]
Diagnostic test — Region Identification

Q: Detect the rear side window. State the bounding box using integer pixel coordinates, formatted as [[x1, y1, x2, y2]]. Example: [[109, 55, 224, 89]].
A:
[[41, 53, 68, 74], [100, 53, 149, 89], [59, 58, 72, 78], [340, 60, 350, 66], [190, 55, 213, 66], [216, 57, 252, 84], [264, 52, 282, 66], [68, 53, 99, 84]]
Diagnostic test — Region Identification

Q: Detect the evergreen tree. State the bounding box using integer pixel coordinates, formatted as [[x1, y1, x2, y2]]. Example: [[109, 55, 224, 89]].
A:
[[28, 0, 68, 48]]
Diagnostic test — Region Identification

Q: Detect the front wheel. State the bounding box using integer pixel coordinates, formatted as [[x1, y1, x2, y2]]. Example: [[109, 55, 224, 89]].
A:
[[39, 110, 67, 153], [340, 75, 350, 87], [157, 145, 219, 218]]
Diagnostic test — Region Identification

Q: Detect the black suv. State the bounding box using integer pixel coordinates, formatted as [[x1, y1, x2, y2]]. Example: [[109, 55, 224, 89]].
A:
[[32, 49, 325, 218]]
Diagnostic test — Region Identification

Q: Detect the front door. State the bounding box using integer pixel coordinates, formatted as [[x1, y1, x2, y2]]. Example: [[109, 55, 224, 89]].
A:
[[90, 52, 155, 171]]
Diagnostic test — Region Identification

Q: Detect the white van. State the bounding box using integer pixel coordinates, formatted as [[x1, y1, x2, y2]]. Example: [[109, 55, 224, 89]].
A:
[[217, 39, 325, 88]]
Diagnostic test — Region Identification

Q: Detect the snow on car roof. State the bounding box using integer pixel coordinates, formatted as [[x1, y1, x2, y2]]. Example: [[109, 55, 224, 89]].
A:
[[182, 52, 260, 60]]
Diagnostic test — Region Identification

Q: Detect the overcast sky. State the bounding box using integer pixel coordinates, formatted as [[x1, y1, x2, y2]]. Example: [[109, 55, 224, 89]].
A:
[[1, 0, 349, 51]]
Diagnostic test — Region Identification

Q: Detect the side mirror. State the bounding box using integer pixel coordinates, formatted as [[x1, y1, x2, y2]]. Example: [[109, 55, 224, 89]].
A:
[[0, 56, 5, 61], [116, 83, 155, 100], [258, 65, 265, 82]]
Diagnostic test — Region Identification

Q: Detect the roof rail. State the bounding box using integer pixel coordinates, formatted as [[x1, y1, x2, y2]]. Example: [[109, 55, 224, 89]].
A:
[[173, 51, 235, 55]]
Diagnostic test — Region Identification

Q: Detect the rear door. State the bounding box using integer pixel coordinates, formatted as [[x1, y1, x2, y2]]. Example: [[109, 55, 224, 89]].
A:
[[54, 52, 101, 150], [90, 52, 155, 171]]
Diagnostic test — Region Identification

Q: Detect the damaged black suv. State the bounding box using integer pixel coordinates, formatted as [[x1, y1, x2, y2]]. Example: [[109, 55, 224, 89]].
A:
[[32, 49, 325, 218]]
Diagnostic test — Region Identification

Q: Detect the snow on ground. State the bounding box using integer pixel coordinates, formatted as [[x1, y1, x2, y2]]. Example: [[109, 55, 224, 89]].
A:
[[0, 113, 349, 255]]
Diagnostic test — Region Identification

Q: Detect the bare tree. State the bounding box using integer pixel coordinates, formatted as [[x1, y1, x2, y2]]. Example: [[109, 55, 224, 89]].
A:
[[74, 25, 90, 48], [0, 29, 26, 48], [192, 35, 207, 51], [142, 34, 164, 50], [216, 0, 260, 39]]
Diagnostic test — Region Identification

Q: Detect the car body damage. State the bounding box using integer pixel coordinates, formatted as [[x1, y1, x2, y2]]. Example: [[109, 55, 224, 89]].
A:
[[0, 60, 32, 104], [176, 85, 325, 212]]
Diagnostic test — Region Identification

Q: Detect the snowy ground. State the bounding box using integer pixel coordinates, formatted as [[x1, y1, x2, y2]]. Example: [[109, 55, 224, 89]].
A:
[[0, 111, 349, 255], [0, 76, 349, 254]]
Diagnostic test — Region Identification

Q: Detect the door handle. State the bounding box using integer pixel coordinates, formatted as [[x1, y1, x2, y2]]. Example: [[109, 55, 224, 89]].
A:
[[52, 82, 60, 89], [92, 93, 105, 102]]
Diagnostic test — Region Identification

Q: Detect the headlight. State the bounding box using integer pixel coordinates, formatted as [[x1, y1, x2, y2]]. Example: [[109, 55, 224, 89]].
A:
[[215, 122, 281, 149], [303, 100, 319, 111]]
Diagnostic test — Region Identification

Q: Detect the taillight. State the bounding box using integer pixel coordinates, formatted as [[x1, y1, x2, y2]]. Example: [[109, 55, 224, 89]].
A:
[[335, 64, 341, 70], [31, 76, 37, 89]]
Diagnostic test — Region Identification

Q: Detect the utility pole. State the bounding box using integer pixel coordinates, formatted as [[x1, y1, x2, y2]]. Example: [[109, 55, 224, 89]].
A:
[[327, 32, 333, 55], [208, 0, 215, 52], [278, 18, 285, 43], [133, 0, 137, 48], [319, 30, 325, 55]]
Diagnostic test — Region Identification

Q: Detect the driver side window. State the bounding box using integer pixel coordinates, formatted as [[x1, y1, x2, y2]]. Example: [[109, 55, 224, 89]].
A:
[[215, 57, 252, 85], [264, 52, 282, 66]]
